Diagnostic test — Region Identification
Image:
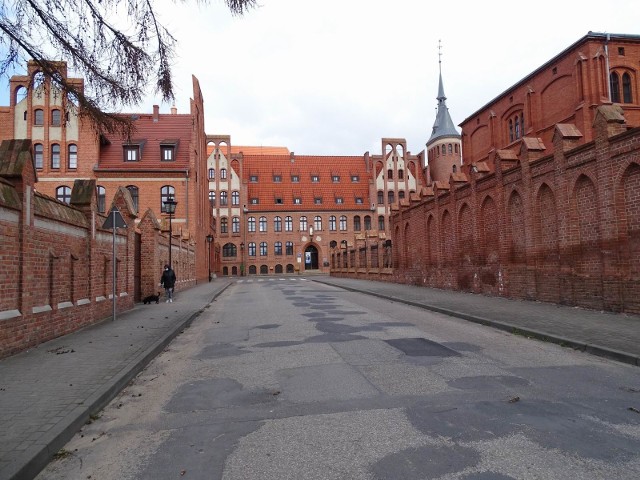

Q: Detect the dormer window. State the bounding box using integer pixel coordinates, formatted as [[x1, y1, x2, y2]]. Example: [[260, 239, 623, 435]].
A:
[[160, 140, 178, 161], [250, 174, 258, 182], [332, 175, 340, 182], [123, 141, 145, 162], [311, 174, 320, 183], [291, 175, 300, 182], [273, 174, 282, 183]]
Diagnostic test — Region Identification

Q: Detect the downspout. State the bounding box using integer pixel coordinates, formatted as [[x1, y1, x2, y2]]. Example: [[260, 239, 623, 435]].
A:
[[184, 169, 189, 233], [604, 33, 611, 101]]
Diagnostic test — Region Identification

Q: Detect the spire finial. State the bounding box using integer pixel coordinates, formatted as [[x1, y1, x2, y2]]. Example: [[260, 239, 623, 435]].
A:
[[438, 39, 442, 75]]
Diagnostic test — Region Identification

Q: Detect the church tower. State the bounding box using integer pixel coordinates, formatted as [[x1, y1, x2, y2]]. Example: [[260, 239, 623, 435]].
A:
[[425, 43, 461, 184]]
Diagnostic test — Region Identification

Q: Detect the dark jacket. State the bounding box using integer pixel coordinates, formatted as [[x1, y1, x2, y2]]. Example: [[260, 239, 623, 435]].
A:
[[160, 268, 176, 289]]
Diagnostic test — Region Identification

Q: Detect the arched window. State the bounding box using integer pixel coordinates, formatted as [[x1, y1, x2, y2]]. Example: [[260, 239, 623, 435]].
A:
[[286, 241, 294, 255], [364, 215, 372, 230], [222, 243, 237, 257], [610, 72, 621, 103], [329, 215, 337, 231], [314, 215, 322, 231], [126, 185, 138, 212], [330, 240, 337, 248], [339, 215, 347, 231], [56, 185, 71, 204], [378, 215, 385, 231], [274, 216, 282, 232], [259, 242, 268, 256], [208, 168, 215, 179], [97, 185, 106, 213], [285, 216, 293, 232], [515, 116, 520, 139], [508, 119, 514, 142], [68, 144, 77, 169], [623, 72, 633, 103], [387, 169, 393, 180], [248, 242, 256, 257], [247, 216, 256, 232], [51, 109, 61, 126], [209, 191, 216, 207], [34, 143, 43, 169], [220, 191, 228, 205], [231, 190, 240, 205], [299, 216, 308, 231], [354, 215, 361, 231], [220, 217, 228, 233], [399, 191, 405, 200], [220, 168, 227, 180], [160, 186, 175, 213], [232, 216, 240, 233], [448, 144, 453, 154], [34, 109, 44, 126], [259, 216, 267, 232], [388, 191, 395, 204], [274, 241, 283, 255], [453, 165, 457, 173], [377, 190, 384, 204], [398, 169, 404, 180], [51, 144, 61, 169]]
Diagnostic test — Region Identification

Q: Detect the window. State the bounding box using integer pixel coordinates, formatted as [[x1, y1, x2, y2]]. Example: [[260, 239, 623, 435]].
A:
[[56, 185, 71, 204], [68, 144, 77, 169], [311, 174, 319, 182], [124, 145, 140, 162], [247, 217, 256, 232], [232, 216, 240, 233], [274, 216, 282, 232], [274, 241, 283, 255], [378, 215, 385, 231], [160, 185, 175, 213], [161, 145, 175, 161], [314, 197, 322, 205], [515, 116, 520, 139], [220, 191, 228, 206], [220, 168, 227, 180], [364, 215, 372, 230], [509, 119, 514, 142], [34, 109, 44, 126], [355, 197, 363, 204], [339, 215, 347, 231], [285, 241, 294, 255], [398, 169, 404, 180], [399, 190, 405, 200], [231, 191, 240, 206], [329, 215, 336, 231], [250, 198, 259, 204], [294, 197, 302, 204], [351, 175, 359, 182], [387, 169, 393, 180], [209, 191, 216, 207], [126, 185, 139, 212], [610, 72, 621, 103], [285, 216, 293, 232], [388, 191, 395, 204], [220, 217, 228, 234], [332, 175, 340, 182], [51, 144, 60, 169], [34, 143, 43, 169], [299, 216, 308, 231], [378, 190, 384, 204], [208, 168, 215, 179], [354, 215, 361, 231], [273, 174, 281, 182], [623, 72, 633, 103], [51, 109, 61, 126], [97, 186, 106, 213], [259, 216, 267, 232], [314, 216, 322, 231], [222, 243, 237, 257], [248, 242, 256, 257], [275, 197, 283, 205], [250, 174, 258, 182], [291, 175, 300, 182], [260, 242, 268, 256], [335, 197, 343, 204], [619, 47, 625, 55]]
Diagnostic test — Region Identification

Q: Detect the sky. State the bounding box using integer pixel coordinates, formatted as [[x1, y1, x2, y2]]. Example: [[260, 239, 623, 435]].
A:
[[2, 0, 639, 155]]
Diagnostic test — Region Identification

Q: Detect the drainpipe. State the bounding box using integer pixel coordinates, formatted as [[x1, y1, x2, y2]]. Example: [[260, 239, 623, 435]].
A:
[[605, 33, 611, 102]]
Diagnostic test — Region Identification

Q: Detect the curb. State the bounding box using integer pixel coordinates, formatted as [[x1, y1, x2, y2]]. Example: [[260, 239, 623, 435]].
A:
[[312, 279, 640, 368], [8, 284, 231, 480]]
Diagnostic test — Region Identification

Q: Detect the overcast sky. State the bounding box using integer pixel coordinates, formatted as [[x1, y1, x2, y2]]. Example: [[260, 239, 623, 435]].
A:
[[3, 0, 639, 155]]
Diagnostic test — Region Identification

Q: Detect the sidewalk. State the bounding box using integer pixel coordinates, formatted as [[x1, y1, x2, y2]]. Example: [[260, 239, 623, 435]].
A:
[[313, 276, 640, 367], [0, 278, 233, 480]]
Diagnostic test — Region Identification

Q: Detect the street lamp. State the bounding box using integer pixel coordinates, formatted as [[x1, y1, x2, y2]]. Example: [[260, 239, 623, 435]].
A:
[[206, 234, 214, 281], [240, 242, 245, 276], [341, 239, 348, 269], [163, 196, 177, 268]]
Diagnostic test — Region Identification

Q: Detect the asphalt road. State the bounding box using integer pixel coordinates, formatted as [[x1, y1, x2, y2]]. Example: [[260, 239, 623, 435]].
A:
[[38, 277, 640, 479]]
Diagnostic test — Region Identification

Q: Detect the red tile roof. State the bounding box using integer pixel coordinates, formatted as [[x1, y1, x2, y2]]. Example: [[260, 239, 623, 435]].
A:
[[242, 154, 372, 212]]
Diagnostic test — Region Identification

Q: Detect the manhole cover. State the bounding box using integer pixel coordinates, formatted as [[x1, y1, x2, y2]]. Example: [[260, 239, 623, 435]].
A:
[[385, 338, 460, 357]]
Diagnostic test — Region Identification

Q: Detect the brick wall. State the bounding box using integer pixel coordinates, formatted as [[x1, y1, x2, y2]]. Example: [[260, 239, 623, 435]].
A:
[[333, 106, 640, 315], [0, 140, 196, 358]]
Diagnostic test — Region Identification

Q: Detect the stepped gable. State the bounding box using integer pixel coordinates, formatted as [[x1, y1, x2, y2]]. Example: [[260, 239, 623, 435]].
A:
[[242, 154, 370, 212]]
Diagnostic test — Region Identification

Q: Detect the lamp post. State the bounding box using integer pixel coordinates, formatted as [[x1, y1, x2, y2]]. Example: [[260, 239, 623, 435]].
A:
[[206, 234, 214, 281], [341, 239, 348, 269], [240, 242, 245, 276], [163, 196, 177, 268]]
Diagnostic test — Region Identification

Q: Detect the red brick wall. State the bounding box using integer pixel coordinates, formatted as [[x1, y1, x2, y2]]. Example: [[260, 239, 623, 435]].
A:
[[333, 106, 640, 314]]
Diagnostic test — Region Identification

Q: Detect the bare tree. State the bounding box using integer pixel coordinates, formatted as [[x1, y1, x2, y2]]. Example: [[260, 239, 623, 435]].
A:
[[0, 0, 257, 134]]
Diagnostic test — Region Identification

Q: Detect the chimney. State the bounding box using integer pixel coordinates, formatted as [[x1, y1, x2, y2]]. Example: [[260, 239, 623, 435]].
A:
[[153, 105, 159, 122], [171, 104, 177, 115]]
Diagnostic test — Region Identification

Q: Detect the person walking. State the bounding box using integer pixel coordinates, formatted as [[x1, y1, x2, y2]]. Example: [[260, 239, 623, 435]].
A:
[[160, 264, 176, 303]]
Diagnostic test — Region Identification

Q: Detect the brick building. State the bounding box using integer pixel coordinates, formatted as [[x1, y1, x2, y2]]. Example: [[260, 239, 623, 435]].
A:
[[460, 32, 640, 169]]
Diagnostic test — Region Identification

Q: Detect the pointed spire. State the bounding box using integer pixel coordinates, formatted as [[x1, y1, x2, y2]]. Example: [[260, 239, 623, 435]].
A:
[[428, 41, 460, 146]]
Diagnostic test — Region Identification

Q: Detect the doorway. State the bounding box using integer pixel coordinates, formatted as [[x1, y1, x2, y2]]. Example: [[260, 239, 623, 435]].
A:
[[304, 245, 319, 270]]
